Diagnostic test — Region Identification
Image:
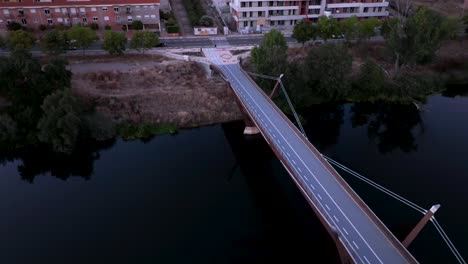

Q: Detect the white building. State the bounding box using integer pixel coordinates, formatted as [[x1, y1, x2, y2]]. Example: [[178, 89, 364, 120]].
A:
[[230, 0, 389, 32]]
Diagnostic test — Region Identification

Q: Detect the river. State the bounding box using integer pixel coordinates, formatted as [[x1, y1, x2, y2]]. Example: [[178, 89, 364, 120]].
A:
[[0, 93, 467, 263]]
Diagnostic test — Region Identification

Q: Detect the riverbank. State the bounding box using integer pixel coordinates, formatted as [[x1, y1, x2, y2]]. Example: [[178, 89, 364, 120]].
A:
[[69, 54, 243, 129]]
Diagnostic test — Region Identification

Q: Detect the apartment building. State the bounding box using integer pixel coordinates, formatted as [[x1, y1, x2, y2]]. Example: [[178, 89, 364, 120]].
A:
[[0, 0, 160, 31], [230, 0, 389, 32]]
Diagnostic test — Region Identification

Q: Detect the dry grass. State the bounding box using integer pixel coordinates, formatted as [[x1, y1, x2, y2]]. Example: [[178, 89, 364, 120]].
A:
[[71, 57, 242, 127]]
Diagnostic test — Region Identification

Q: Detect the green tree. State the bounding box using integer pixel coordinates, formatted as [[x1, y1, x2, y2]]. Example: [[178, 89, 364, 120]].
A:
[[340, 16, 360, 44], [39, 29, 68, 55], [316, 16, 340, 42], [102, 31, 127, 55], [199, 16, 214, 26], [292, 19, 313, 45], [384, 7, 453, 71], [351, 59, 386, 101], [358, 17, 380, 41], [131, 20, 144, 30], [90, 23, 99, 30], [302, 44, 352, 100], [67, 25, 97, 55], [250, 29, 288, 77], [130, 30, 159, 53], [37, 89, 84, 154], [7, 30, 35, 51]]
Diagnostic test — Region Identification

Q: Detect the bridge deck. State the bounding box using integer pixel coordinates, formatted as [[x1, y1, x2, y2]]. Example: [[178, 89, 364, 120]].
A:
[[204, 48, 417, 264]]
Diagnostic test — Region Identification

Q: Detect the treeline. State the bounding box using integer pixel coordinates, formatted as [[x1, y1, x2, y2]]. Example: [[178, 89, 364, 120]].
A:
[[0, 23, 160, 55], [252, 7, 461, 109], [182, 0, 214, 27], [0, 50, 115, 154]]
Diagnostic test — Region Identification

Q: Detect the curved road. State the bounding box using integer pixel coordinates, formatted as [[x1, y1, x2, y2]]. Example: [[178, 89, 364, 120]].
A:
[[204, 48, 417, 264]]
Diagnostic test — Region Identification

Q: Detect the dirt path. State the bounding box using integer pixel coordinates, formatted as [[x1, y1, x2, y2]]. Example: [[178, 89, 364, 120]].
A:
[[70, 55, 242, 127], [171, 0, 193, 35]]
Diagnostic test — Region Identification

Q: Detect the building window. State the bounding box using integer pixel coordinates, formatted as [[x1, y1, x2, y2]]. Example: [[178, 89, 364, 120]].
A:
[[30, 9, 36, 13], [127, 16, 132, 22], [44, 9, 50, 15], [363, 7, 368, 13], [104, 16, 109, 21], [114, 7, 119, 13], [278, 20, 284, 25], [242, 12, 246, 17], [54, 8, 60, 12], [243, 21, 248, 27], [102, 7, 108, 11], [241, 2, 245, 7], [270, 20, 275, 26], [79, 7, 85, 13], [47, 18, 53, 25], [93, 16, 98, 21], [91, 7, 96, 11], [57, 17, 63, 22], [115, 16, 120, 22], [82, 17, 87, 24], [33, 18, 39, 23], [258, 1, 262, 6], [0, 19, 3, 24], [21, 18, 27, 25]]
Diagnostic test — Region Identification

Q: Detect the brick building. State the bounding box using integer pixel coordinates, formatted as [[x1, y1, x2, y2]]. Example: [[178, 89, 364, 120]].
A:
[[230, 0, 389, 32], [0, 0, 160, 31]]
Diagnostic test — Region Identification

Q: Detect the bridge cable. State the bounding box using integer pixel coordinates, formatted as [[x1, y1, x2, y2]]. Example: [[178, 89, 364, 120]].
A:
[[323, 155, 466, 264], [278, 80, 308, 139], [323, 155, 427, 214], [431, 218, 467, 264], [244, 71, 308, 138]]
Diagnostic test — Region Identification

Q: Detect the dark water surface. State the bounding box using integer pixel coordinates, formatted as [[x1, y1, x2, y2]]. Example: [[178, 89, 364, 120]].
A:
[[1, 94, 467, 263]]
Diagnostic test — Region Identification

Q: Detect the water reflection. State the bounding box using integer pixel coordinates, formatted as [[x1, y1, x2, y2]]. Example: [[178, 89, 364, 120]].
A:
[[302, 104, 344, 150], [0, 139, 115, 182], [350, 103, 423, 153]]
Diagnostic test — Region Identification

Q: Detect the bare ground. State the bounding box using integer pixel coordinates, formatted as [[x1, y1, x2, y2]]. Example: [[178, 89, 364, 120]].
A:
[[69, 54, 242, 127]]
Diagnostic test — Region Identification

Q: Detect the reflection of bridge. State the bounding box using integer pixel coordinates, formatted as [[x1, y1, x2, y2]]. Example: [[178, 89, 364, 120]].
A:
[[204, 48, 418, 263]]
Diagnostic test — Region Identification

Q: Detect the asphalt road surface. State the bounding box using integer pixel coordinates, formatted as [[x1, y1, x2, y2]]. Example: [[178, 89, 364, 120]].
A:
[[203, 48, 417, 264]]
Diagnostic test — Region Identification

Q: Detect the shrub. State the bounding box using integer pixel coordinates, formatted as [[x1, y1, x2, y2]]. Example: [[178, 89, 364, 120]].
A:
[[7, 22, 23, 31], [39, 24, 47, 31], [104, 24, 112, 30], [90, 23, 99, 30], [131, 20, 144, 30], [167, 25, 180, 33]]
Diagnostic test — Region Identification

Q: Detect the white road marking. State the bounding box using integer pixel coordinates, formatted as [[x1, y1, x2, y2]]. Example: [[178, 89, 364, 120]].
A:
[[317, 193, 322, 200], [309, 184, 315, 190], [286, 152, 291, 157], [298, 167, 302, 173], [364, 256, 371, 264], [343, 227, 349, 235], [352, 241, 360, 250], [325, 204, 331, 211], [292, 159, 296, 165], [333, 215, 340, 223]]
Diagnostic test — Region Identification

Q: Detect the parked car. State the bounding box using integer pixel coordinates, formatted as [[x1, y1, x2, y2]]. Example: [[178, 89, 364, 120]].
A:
[[155, 42, 166, 47]]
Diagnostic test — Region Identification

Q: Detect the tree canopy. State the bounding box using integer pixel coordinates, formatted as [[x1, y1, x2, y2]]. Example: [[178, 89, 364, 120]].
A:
[[316, 16, 340, 42], [67, 25, 97, 55], [250, 29, 288, 77], [303, 44, 353, 100], [383, 6, 455, 69], [359, 17, 380, 41], [37, 89, 84, 154], [292, 20, 314, 45], [7, 30, 35, 51], [40, 29, 68, 55], [102, 31, 127, 55], [340, 16, 360, 44], [130, 30, 159, 53]]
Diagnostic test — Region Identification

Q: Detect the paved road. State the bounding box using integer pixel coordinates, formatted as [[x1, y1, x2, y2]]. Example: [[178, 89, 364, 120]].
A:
[[203, 48, 417, 264]]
